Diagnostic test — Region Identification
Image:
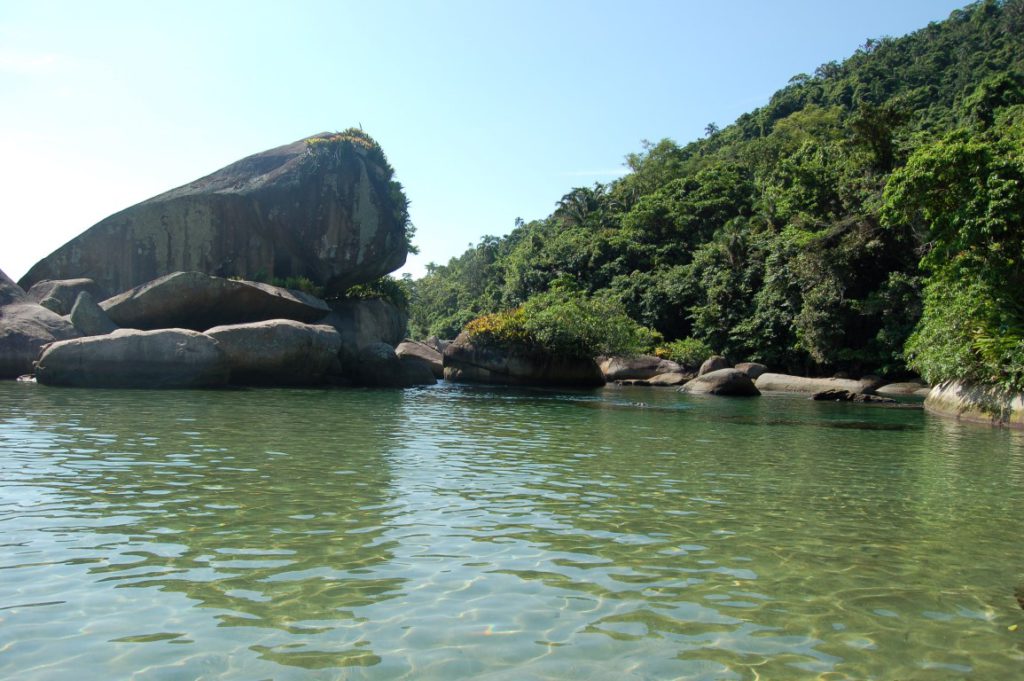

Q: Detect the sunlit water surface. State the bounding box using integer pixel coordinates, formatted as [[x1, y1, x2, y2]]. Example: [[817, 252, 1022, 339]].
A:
[[1, 381, 1023, 680]]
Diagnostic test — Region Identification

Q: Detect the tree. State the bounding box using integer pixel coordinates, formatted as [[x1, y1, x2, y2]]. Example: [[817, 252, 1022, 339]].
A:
[[883, 125, 1024, 390]]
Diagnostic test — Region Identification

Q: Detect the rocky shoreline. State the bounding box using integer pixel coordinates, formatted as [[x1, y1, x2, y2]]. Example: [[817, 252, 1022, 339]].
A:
[[1, 269, 436, 389], [924, 381, 1024, 430], [7, 271, 1022, 429]]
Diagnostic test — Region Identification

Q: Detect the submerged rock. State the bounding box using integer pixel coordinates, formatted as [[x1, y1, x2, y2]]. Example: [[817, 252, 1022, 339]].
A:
[[680, 368, 760, 396], [34, 328, 229, 388], [205, 319, 342, 386], [0, 268, 80, 378], [19, 132, 409, 295], [811, 389, 897, 404], [100, 271, 330, 331]]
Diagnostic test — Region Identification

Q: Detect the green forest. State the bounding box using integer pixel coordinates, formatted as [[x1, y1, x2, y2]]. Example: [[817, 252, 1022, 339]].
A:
[[405, 0, 1024, 392]]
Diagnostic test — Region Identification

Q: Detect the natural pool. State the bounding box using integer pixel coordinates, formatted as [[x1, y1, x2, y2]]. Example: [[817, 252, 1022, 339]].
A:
[[1, 381, 1022, 680]]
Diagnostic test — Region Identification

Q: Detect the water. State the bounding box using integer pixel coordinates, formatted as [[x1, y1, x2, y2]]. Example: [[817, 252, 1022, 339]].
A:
[[1, 381, 1023, 680]]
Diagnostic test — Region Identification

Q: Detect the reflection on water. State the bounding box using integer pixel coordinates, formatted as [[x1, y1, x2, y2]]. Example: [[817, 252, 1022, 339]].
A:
[[1, 382, 1023, 680]]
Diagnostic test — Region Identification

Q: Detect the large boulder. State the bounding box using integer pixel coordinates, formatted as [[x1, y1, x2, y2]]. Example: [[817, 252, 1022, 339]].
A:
[[698, 355, 729, 376], [19, 132, 409, 296], [755, 372, 866, 394], [599, 355, 682, 381], [347, 342, 435, 388], [205, 319, 342, 386], [69, 291, 118, 336], [27, 278, 108, 315], [100, 271, 330, 331], [680, 368, 760, 396], [322, 298, 408, 355], [396, 339, 444, 379], [0, 269, 80, 378], [34, 328, 229, 388], [734, 362, 768, 380], [924, 380, 1024, 429], [443, 332, 605, 388]]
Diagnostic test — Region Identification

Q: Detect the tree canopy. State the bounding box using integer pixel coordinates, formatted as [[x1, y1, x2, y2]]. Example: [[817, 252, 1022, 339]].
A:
[[408, 0, 1024, 388]]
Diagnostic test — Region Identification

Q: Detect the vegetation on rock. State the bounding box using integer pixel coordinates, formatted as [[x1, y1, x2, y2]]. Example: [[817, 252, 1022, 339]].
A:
[[463, 290, 656, 360], [408, 0, 1024, 389], [306, 129, 418, 256], [341, 275, 413, 312]]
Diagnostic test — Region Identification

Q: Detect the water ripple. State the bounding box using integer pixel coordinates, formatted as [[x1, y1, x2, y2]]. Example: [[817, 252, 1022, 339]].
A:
[[0, 383, 1022, 679]]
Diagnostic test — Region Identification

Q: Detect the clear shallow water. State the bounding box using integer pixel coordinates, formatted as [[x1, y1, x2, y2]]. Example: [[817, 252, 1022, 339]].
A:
[[1, 382, 1023, 680]]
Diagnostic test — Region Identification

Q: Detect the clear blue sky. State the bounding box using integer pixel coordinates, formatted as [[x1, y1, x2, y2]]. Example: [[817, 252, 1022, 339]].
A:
[[1, 0, 967, 282]]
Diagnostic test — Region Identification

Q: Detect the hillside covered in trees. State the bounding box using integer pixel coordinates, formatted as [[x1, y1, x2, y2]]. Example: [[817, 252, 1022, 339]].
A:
[[408, 0, 1024, 391]]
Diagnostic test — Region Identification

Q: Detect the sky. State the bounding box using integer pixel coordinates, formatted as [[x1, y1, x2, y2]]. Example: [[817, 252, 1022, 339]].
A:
[[1, 0, 968, 283]]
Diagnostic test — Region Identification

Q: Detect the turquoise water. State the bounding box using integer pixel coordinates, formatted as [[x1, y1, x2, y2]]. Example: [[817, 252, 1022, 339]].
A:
[[1, 381, 1022, 680]]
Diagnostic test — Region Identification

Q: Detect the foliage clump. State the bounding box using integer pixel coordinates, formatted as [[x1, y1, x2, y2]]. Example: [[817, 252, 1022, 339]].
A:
[[655, 338, 715, 368], [464, 291, 655, 359], [233, 273, 325, 298], [270, 276, 325, 298], [341, 275, 412, 312]]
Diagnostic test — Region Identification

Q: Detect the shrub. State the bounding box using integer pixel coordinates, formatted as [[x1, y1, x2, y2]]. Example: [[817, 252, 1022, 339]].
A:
[[464, 308, 531, 347], [655, 337, 714, 368], [342, 276, 411, 311], [270, 276, 325, 298], [463, 291, 655, 359]]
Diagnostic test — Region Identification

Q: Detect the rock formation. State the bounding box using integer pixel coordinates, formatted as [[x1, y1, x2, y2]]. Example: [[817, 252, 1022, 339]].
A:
[[347, 342, 436, 388], [205, 319, 342, 386], [34, 328, 229, 388], [100, 271, 330, 330], [19, 131, 409, 296], [322, 298, 408, 357], [698, 355, 729, 376], [0, 268, 80, 378], [734, 362, 768, 380], [811, 389, 896, 403], [924, 380, 1024, 429], [443, 332, 605, 388], [69, 291, 118, 336], [599, 355, 682, 381], [396, 339, 444, 379], [27, 278, 108, 316], [680, 368, 760, 396], [755, 373, 872, 394], [876, 381, 931, 398]]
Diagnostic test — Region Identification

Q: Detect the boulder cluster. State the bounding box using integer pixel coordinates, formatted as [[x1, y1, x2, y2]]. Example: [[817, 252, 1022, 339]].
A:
[[1, 270, 435, 389]]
